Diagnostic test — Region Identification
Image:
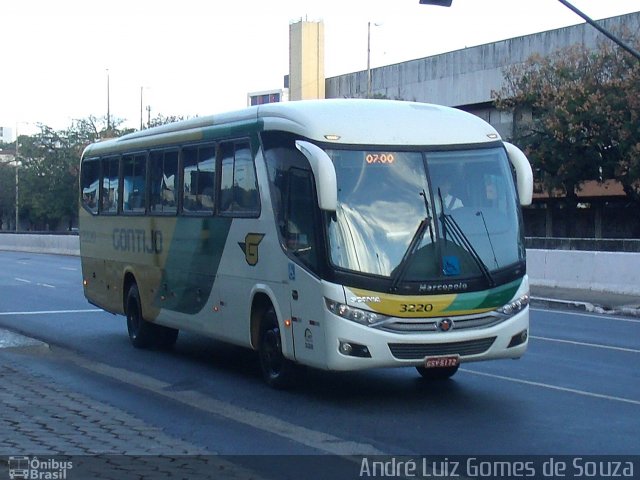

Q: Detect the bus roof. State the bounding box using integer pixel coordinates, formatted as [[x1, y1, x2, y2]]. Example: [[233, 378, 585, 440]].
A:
[[82, 99, 501, 157]]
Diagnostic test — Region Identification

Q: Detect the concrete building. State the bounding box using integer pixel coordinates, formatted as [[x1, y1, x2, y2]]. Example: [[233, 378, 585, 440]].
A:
[[0, 126, 14, 143], [289, 20, 325, 101], [247, 88, 289, 107], [325, 12, 640, 140]]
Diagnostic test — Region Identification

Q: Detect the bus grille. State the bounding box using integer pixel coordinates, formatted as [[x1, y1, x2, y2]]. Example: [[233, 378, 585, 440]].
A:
[[388, 337, 497, 360], [377, 314, 504, 334]]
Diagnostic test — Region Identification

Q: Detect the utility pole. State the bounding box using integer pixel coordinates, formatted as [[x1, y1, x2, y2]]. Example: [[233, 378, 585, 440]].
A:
[[367, 21, 371, 98], [106, 69, 111, 131], [140, 86, 144, 130], [366, 21, 382, 98]]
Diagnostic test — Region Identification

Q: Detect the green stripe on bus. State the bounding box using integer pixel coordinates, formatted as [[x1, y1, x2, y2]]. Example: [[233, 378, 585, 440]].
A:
[[444, 278, 522, 312], [155, 216, 232, 314]]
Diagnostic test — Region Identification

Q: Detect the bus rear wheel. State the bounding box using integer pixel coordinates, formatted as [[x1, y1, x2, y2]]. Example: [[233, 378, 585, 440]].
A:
[[126, 283, 178, 349], [416, 364, 459, 380], [258, 308, 297, 389]]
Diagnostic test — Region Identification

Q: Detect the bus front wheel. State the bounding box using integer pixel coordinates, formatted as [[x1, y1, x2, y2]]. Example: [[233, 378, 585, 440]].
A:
[[126, 283, 178, 349], [258, 308, 297, 389]]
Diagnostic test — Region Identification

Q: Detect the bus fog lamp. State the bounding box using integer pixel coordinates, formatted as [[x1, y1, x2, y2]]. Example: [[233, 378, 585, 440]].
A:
[[508, 329, 528, 348], [339, 341, 372, 358], [339, 342, 353, 355]]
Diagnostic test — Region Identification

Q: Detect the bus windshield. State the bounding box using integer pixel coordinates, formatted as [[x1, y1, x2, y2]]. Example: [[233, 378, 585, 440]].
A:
[[325, 147, 525, 283]]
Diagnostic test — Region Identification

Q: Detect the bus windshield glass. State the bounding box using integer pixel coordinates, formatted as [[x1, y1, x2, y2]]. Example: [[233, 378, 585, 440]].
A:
[[325, 147, 524, 282]]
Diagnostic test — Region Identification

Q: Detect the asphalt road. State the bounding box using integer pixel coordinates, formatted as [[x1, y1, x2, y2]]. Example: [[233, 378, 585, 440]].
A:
[[0, 252, 638, 466]]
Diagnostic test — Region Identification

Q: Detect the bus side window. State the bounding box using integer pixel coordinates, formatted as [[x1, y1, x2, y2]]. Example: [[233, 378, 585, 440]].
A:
[[183, 144, 215, 214], [219, 141, 259, 216], [122, 153, 147, 214], [149, 150, 178, 215], [81, 158, 100, 214], [100, 156, 119, 214]]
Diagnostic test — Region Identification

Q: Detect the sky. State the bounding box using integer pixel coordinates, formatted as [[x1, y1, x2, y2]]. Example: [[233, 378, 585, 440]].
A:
[[1, 0, 639, 135]]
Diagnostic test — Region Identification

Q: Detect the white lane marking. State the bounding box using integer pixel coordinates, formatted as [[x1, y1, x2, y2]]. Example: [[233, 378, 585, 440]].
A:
[[52, 348, 386, 456], [462, 369, 640, 406], [531, 307, 640, 324], [532, 335, 640, 354], [0, 309, 102, 316], [59, 267, 77, 271], [14, 278, 57, 288]]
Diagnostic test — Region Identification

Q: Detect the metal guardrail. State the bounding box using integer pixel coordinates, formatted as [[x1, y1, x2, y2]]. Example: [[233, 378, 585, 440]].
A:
[[525, 237, 640, 252]]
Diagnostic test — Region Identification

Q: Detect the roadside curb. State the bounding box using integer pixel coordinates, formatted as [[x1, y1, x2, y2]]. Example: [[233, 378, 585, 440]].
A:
[[531, 296, 640, 318], [0, 328, 49, 353]]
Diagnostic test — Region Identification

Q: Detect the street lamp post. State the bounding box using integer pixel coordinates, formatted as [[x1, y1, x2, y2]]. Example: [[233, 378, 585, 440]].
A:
[[366, 21, 382, 98], [14, 159, 19, 232], [419, 0, 640, 61], [14, 129, 24, 233], [106, 68, 111, 132], [556, 0, 640, 61]]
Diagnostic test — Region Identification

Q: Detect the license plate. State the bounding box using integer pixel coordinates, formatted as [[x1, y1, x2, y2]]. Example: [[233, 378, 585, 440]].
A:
[[424, 355, 460, 368]]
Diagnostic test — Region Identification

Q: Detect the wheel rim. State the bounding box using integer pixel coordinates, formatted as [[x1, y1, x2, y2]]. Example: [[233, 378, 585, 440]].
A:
[[127, 299, 140, 340]]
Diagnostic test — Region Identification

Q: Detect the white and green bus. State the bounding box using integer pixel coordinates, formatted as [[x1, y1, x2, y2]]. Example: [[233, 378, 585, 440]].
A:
[[79, 99, 533, 388]]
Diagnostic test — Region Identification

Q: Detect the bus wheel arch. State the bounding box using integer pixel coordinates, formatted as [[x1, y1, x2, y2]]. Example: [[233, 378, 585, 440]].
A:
[[250, 292, 273, 350], [251, 292, 298, 388], [123, 271, 137, 315], [124, 274, 178, 350], [258, 306, 298, 389]]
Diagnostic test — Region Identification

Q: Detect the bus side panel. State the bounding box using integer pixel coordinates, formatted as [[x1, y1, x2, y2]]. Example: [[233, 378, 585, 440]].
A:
[[206, 148, 294, 354], [289, 264, 328, 369]]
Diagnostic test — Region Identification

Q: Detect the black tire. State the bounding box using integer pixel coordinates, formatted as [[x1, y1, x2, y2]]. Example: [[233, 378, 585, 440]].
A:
[[125, 283, 178, 349], [258, 308, 297, 389], [157, 325, 179, 350], [416, 364, 459, 380]]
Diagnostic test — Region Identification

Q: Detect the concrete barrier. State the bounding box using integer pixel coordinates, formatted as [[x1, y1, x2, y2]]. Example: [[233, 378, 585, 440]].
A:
[[526, 249, 640, 296], [0, 234, 79, 256], [0, 234, 638, 295]]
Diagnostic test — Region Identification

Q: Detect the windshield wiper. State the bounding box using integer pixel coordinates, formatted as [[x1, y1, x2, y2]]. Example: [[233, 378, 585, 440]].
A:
[[437, 188, 495, 287], [389, 190, 433, 292]]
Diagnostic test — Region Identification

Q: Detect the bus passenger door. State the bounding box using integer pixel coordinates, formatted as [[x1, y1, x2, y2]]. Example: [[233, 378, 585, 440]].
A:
[[283, 168, 327, 369]]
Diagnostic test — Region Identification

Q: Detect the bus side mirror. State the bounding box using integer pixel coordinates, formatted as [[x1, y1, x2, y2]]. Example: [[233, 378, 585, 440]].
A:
[[295, 140, 338, 211], [504, 142, 533, 206]]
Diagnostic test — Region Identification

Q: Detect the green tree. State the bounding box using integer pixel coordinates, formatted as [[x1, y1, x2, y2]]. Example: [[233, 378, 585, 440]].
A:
[[493, 37, 640, 203], [14, 116, 135, 230], [16, 127, 79, 230], [147, 114, 188, 128]]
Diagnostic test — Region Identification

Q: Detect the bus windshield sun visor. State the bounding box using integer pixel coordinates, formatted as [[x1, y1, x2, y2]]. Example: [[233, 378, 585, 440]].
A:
[[294, 140, 338, 211]]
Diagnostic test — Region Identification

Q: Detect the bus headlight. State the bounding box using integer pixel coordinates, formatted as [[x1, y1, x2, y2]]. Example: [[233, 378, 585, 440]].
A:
[[497, 293, 530, 316], [325, 298, 388, 326]]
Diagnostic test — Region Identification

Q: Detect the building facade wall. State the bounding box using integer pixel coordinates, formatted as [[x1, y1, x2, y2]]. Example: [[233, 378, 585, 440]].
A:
[[0, 126, 14, 143], [326, 12, 640, 138], [289, 20, 325, 101]]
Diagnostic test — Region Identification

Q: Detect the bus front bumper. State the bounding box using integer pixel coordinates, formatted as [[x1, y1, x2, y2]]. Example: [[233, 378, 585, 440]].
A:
[[322, 307, 529, 371]]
